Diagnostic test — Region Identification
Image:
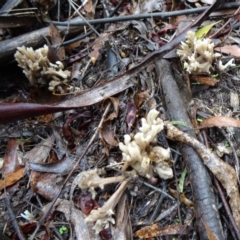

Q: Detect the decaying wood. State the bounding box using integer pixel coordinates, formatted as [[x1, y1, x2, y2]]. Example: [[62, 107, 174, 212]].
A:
[[155, 59, 224, 240], [165, 122, 240, 229]]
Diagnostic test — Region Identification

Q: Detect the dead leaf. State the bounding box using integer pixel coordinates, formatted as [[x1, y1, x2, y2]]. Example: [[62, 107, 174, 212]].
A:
[[2, 139, 22, 176], [135, 223, 191, 238], [126, 102, 137, 132], [103, 97, 120, 121], [200, 116, 240, 128], [90, 33, 110, 63], [49, 22, 65, 60], [191, 75, 219, 86], [215, 45, 240, 57], [99, 122, 118, 147], [0, 168, 26, 191]]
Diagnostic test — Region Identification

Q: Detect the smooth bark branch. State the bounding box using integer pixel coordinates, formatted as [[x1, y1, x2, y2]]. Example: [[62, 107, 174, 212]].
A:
[[155, 59, 224, 240]]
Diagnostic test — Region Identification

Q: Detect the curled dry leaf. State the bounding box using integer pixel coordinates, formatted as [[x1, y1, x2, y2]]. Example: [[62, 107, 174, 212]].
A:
[[78, 194, 100, 215], [126, 102, 137, 132], [2, 138, 22, 176], [135, 223, 191, 238], [165, 122, 240, 227], [99, 122, 118, 147], [200, 116, 240, 128], [103, 97, 120, 122]]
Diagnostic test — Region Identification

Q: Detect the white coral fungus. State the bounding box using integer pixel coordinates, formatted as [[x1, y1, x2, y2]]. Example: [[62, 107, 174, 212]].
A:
[[77, 169, 125, 199], [177, 31, 221, 74], [119, 109, 173, 179], [85, 179, 130, 233], [14, 45, 70, 92]]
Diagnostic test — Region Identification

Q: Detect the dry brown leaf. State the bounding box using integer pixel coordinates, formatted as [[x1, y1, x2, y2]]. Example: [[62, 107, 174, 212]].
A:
[[31, 172, 61, 200], [2, 139, 22, 176], [49, 22, 65, 60], [191, 75, 219, 86], [135, 223, 191, 238], [103, 97, 120, 121], [0, 168, 25, 191], [90, 33, 110, 63], [99, 122, 118, 147], [215, 45, 240, 57], [200, 116, 240, 128]]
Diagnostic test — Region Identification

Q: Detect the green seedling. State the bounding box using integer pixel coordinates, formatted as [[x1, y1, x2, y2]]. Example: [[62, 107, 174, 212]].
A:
[[212, 73, 219, 78], [59, 226, 68, 235], [197, 118, 203, 123], [178, 168, 187, 193]]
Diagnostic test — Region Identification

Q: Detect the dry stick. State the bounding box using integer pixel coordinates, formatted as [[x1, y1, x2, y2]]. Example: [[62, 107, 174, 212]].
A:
[[165, 122, 240, 229], [4, 195, 26, 240], [156, 59, 225, 240], [29, 103, 112, 240], [214, 178, 240, 239]]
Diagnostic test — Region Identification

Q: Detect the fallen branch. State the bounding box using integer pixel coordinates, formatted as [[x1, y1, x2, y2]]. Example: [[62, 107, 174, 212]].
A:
[[165, 121, 240, 228], [155, 59, 224, 239]]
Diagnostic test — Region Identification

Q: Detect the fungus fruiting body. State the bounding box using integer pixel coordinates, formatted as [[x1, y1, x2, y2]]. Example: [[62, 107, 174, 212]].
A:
[[119, 109, 173, 179]]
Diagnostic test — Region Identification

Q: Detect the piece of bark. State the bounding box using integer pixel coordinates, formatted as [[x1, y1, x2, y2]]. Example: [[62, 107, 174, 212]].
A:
[[155, 59, 224, 240]]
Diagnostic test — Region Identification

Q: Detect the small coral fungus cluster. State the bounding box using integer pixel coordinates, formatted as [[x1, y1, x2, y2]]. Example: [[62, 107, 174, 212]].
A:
[[74, 109, 173, 234], [119, 109, 173, 180], [177, 31, 235, 73], [14, 45, 70, 92]]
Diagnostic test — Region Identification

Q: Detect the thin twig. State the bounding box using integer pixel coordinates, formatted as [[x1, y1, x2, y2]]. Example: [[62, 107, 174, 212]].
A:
[[214, 178, 240, 239], [140, 180, 175, 200], [4, 195, 26, 240], [29, 103, 112, 240], [68, 0, 100, 36]]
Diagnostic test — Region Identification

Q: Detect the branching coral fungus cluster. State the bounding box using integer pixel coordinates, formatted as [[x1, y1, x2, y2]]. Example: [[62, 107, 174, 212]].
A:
[[14, 45, 70, 92], [73, 109, 173, 234], [177, 31, 235, 73]]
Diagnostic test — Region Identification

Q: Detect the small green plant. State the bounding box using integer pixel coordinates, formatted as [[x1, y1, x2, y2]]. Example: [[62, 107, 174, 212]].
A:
[[59, 225, 68, 235], [224, 141, 230, 147], [170, 121, 187, 127], [178, 168, 187, 193], [197, 118, 203, 123], [212, 73, 219, 78]]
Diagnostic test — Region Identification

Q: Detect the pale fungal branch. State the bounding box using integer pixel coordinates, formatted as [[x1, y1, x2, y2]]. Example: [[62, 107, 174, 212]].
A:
[[177, 31, 235, 73], [14, 45, 70, 92], [119, 109, 173, 179], [75, 168, 126, 198], [164, 121, 240, 228], [85, 178, 130, 233]]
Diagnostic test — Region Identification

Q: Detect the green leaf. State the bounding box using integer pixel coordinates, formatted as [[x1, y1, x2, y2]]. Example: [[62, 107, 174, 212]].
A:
[[178, 168, 187, 193], [195, 20, 222, 39]]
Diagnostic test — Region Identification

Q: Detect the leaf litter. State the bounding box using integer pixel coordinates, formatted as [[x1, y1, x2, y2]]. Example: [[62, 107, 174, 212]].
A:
[[1, 0, 240, 239]]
